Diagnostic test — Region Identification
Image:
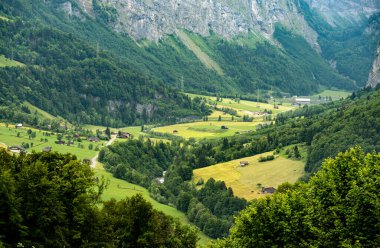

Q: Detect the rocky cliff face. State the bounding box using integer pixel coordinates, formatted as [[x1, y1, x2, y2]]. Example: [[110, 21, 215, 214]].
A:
[[77, 0, 319, 50], [304, 0, 380, 26], [368, 44, 380, 88]]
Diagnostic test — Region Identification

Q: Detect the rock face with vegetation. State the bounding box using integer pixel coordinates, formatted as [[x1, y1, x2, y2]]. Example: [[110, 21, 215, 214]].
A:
[[82, 0, 319, 49], [368, 44, 380, 88]]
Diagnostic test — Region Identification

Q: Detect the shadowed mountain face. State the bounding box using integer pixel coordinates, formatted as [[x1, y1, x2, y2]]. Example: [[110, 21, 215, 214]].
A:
[[305, 0, 380, 26]]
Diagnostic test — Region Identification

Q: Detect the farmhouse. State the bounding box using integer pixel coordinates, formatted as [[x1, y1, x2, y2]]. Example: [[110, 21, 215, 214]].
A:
[[173, 130, 178, 134], [55, 140, 65, 145], [16, 123, 23, 128], [262, 187, 276, 194], [88, 136, 100, 142], [117, 132, 131, 139], [8, 146, 26, 153], [240, 161, 249, 167], [42, 146, 52, 152]]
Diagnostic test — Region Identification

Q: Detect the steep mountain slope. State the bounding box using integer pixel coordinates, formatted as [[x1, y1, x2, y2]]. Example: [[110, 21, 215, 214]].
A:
[[299, 1, 380, 87], [1, 0, 361, 96], [71, 0, 380, 91]]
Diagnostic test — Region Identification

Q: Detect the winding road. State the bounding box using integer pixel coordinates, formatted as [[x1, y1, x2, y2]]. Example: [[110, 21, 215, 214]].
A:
[[90, 135, 117, 168]]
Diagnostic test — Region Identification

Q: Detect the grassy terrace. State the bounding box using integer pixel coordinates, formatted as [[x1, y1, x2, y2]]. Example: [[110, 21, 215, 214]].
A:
[[0, 55, 24, 67]]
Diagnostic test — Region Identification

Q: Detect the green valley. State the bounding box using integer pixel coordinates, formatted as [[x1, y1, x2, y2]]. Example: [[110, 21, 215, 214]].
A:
[[1, 0, 380, 247]]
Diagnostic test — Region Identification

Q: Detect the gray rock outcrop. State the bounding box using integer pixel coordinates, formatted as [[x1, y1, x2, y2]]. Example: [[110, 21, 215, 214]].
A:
[[368, 44, 380, 88]]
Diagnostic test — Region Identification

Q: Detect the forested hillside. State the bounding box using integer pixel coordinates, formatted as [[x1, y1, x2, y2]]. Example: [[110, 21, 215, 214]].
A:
[[99, 139, 247, 238], [0, 17, 209, 127], [0, 151, 198, 247]]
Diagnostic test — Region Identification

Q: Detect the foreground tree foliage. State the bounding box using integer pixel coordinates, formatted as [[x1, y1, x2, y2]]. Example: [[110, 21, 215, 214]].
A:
[[0, 150, 198, 247], [214, 147, 380, 247]]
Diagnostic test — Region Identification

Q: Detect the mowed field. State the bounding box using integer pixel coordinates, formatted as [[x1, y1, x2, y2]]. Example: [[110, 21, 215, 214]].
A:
[[0, 124, 100, 160], [152, 121, 262, 139], [193, 152, 305, 200], [94, 163, 212, 246]]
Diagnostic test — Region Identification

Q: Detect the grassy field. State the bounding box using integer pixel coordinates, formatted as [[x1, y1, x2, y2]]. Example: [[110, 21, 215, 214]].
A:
[[0, 124, 101, 160], [0, 55, 24, 67], [152, 121, 262, 139], [94, 163, 212, 246], [193, 151, 305, 200]]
